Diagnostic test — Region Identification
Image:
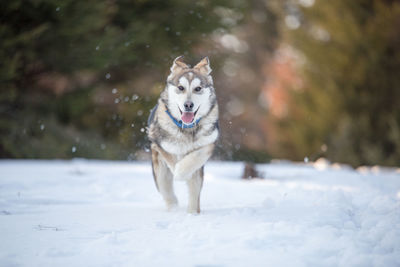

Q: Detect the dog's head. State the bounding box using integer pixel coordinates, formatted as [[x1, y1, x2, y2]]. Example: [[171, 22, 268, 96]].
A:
[[162, 56, 215, 125]]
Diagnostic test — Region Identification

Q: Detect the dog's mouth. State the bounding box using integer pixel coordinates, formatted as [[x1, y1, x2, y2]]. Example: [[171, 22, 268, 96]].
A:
[[179, 106, 200, 124]]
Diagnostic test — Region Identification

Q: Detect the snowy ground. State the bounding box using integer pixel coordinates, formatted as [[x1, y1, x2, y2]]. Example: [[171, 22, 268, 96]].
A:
[[0, 159, 400, 267]]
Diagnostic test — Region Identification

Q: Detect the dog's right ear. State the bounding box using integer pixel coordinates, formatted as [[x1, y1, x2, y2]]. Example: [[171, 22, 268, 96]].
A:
[[170, 56, 189, 72], [193, 56, 212, 75]]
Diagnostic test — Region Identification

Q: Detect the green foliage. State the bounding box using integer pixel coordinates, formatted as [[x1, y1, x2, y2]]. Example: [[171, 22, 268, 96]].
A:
[[276, 0, 400, 166], [0, 0, 241, 159], [4, 0, 397, 166]]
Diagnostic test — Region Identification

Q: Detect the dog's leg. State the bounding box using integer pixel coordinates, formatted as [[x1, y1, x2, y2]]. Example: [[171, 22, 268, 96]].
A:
[[174, 144, 214, 181], [151, 147, 178, 210], [158, 166, 178, 211], [151, 143, 175, 173], [187, 167, 204, 214]]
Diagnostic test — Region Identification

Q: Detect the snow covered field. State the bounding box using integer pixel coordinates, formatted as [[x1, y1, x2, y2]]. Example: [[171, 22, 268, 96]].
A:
[[1, 159, 399, 267]]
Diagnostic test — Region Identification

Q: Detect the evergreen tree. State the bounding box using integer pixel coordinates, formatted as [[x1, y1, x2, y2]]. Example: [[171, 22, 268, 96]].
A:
[[0, 0, 242, 159], [274, 0, 400, 166]]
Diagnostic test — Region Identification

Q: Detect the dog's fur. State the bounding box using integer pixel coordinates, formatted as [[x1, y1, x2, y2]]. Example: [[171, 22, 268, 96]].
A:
[[147, 56, 219, 213]]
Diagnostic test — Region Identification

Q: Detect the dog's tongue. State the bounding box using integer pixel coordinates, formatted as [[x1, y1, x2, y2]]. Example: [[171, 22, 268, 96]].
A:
[[181, 112, 194, 124]]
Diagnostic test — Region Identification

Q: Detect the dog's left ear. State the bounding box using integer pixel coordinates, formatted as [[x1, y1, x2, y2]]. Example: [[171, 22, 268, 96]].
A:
[[170, 56, 189, 72], [194, 57, 212, 75]]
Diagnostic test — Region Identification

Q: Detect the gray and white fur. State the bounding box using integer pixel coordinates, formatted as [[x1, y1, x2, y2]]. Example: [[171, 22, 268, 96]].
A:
[[147, 56, 219, 214]]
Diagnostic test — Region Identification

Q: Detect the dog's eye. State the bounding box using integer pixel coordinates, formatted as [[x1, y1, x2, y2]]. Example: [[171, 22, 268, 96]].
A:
[[194, 86, 202, 92], [178, 86, 185, 91]]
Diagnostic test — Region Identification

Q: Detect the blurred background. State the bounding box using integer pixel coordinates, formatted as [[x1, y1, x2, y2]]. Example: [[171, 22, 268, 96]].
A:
[[1, 0, 399, 167]]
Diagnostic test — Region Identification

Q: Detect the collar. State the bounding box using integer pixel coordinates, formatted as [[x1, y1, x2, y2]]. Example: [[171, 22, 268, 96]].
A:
[[165, 109, 201, 129]]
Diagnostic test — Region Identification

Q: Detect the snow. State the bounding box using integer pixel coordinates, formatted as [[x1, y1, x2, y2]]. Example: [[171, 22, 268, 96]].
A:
[[1, 159, 400, 267]]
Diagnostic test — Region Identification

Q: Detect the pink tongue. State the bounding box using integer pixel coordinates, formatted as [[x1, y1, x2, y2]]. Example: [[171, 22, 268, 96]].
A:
[[181, 112, 194, 124]]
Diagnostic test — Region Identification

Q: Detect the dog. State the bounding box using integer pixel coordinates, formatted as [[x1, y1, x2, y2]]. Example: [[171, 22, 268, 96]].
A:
[[147, 56, 219, 214]]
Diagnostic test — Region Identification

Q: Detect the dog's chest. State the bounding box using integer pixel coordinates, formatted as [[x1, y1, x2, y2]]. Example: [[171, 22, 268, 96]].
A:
[[160, 130, 197, 156], [159, 125, 217, 156]]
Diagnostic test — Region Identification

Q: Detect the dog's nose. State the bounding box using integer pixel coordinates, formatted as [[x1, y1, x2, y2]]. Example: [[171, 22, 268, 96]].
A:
[[184, 101, 194, 111]]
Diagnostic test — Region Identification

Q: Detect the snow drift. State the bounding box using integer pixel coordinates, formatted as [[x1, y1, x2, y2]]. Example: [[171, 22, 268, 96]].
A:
[[0, 160, 399, 266]]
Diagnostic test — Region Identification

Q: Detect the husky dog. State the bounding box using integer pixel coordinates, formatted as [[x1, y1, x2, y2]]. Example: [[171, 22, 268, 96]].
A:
[[147, 56, 219, 214]]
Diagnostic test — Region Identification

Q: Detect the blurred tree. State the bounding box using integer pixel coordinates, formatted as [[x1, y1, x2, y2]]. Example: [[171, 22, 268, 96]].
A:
[[271, 0, 400, 166], [211, 0, 278, 162], [0, 0, 251, 159]]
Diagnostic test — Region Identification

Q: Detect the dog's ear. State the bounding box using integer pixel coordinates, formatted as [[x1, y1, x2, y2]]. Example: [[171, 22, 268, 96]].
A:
[[194, 57, 212, 75], [170, 56, 189, 72]]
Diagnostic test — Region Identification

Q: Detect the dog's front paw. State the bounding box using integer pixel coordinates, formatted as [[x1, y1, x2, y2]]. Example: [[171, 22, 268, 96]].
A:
[[166, 201, 178, 212], [173, 172, 190, 181], [173, 163, 191, 181]]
